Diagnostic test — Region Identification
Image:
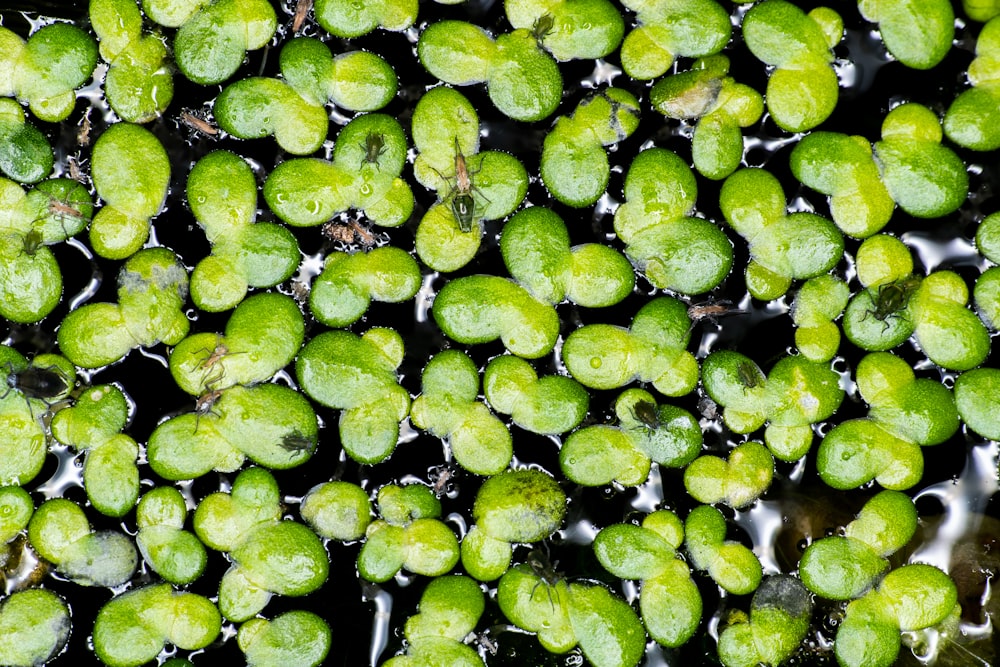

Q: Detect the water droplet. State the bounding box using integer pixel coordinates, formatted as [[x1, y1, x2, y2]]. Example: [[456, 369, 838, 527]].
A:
[[589, 357, 602, 369]]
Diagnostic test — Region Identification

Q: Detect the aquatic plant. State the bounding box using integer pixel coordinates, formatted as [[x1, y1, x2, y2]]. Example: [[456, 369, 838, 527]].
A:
[[593, 510, 702, 647], [357, 483, 460, 582], [410, 349, 514, 475], [51, 383, 141, 517], [0, 177, 92, 322], [650, 55, 764, 180], [741, 0, 842, 132], [2, 0, 999, 665], [717, 575, 812, 667], [561, 388, 702, 486], [613, 148, 733, 293], [90, 0, 171, 123], [382, 575, 485, 666]]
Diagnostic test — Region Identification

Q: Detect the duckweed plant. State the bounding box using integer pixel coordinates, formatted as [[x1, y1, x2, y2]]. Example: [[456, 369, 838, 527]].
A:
[[2, 1, 1000, 666]]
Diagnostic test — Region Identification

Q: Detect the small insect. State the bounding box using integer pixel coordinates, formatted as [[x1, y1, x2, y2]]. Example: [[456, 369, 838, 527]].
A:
[[197, 339, 232, 371], [194, 386, 223, 419], [525, 547, 563, 610], [531, 13, 554, 45], [180, 109, 219, 136], [19, 229, 45, 257], [322, 220, 355, 244], [67, 154, 86, 183], [3, 363, 70, 401], [292, 0, 312, 32], [736, 360, 765, 391], [437, 138, 489, 233], [686, 299, 744, 338], [687, 299, 740, 325], [453, 139, 472, 195], [289, 279, 310, 304], [193, 369, 226, 433], [862, 274, 922, 331], [45, 195, 88, 240], [428, 464, 456, 496], [451, 193, 476, 232], [278, 430, 316, 456], [698, 395, 719, 421], [48, 196, 87, 222], [77, 108, 92, 146], [347, 218, 376, 246], [470, 631, 498, 656], [361, 132, 387, 169], [321, 218, 376, 247], [630, 399, 661, 431], [2, 362, 71, 418], [193, 340, 243, 395]]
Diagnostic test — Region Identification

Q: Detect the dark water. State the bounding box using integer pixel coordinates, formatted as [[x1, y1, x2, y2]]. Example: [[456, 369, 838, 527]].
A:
[[1, 1, 998, 666]]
